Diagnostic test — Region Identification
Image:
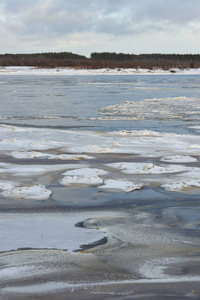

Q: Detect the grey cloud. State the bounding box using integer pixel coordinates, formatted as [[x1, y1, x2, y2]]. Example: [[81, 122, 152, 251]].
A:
[[0, 0, 200, 41]]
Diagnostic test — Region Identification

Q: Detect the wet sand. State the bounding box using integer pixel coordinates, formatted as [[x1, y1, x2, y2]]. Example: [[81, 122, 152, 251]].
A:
[[2, 279, 200, 299]]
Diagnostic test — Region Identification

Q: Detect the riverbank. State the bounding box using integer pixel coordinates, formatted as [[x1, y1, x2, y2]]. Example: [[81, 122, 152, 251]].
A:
[[1, 66, 200, 75]]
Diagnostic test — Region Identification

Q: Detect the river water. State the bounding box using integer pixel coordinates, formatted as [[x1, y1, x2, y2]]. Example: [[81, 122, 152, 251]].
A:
[[0, 71, 200, 299], [1, 74, 200, 133]]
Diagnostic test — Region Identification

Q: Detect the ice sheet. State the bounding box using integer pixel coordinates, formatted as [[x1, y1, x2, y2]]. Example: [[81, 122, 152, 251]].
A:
[[1, 125, 200, 158], [1, 125, 200, 194], [0, 212, 107, 252]]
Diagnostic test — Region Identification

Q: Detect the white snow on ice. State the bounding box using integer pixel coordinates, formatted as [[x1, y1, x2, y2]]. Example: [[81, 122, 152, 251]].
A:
[[11, 151, 93, 160], [100, 97, 200, 121], [1, 185, 52, 200], [1, 125, 200, 193], [106, 162, 188, 174], [99, 179, 142, 193], [60, 168, 108, 186], [0, 162, 89, 177], [0, 180, 17, 191], [160, 155, 197, 163], [1, 125, 200, 158]]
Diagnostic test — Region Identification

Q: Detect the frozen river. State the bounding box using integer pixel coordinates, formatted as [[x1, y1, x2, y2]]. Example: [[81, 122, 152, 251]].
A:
[[0, 67, 200, 299]]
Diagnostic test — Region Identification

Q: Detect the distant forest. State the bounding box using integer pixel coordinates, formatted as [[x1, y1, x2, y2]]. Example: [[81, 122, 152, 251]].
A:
[[0, 51, 200, 69]]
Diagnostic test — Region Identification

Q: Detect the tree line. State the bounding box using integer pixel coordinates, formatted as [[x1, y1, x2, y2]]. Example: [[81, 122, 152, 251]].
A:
[[90, 52, 200, 68], [0, 52, 87, 68], [0, 51, 200, 69]]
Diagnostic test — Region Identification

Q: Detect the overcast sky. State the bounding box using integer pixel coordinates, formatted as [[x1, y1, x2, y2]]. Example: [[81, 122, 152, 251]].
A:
[[0, 0, 200, 56]]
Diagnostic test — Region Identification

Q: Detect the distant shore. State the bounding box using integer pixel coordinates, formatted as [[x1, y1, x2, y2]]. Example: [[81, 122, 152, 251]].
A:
[[1, 66, 200, 75], [1, 52, 200, 70]]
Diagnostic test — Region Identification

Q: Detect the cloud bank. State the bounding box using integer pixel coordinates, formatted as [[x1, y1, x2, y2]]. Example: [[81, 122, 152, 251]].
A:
[[0, 0, 200, 55]]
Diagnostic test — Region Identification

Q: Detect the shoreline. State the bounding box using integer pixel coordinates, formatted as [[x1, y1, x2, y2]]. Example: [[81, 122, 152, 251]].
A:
[[1, 66, 200, 75]]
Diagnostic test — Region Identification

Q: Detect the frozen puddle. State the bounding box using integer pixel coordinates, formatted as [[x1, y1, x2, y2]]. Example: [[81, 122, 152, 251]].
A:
[[0, 212, 107, 252]]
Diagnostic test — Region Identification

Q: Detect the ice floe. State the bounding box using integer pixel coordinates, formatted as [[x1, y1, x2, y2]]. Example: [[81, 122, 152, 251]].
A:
[[108, 129, 164, 136], [106, 162, 188, 174], [1, 125, 200, 158], [11, 151, 93, 160], [1, 125, 200, 195], [60, 168, 108, 186], [0, 163, 86, 177], [11, 151, 50, 159], [1, 184, 52, 200], [100, 97, 200, 121], [99, 179, 142, 192], [0, 180, 17, 191], [161, 180, 200, 192], [160, 155, 197, 163], [160, 166, 200, 192]]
